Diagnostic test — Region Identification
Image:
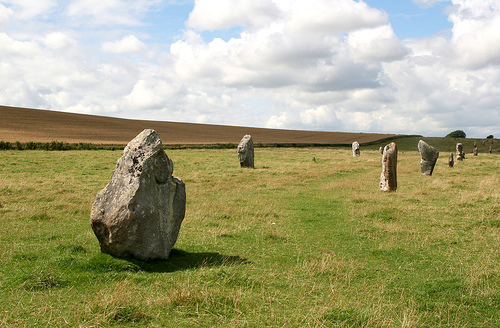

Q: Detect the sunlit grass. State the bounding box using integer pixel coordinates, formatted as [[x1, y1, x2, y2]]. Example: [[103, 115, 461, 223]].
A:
[[0, 147, 499, 327]]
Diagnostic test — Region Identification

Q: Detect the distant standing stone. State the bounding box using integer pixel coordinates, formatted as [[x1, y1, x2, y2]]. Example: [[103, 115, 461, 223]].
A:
[[448, 153, 454, 168], [90, 129, 186, 260], [418, 140, 439, 176], [456, 143, 464, 161], [238, 135, 254, 168], [474, 141, 477, 148], [473, 147, 478, 156], [352, 141, 360, 157], [380, 142, 397, 191], [490, 146, 493, 153], [312, 157, 316, 162], [379, 147, 383, 155], [483, 141, 485, 146]]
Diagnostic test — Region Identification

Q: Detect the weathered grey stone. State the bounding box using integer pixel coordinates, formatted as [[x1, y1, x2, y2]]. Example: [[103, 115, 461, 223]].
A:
[[448, 153, 454, 168], [238, 135, 254, 168], [418, 140, 439, 176], [352, 141, 360, 157], [473, 147, 478, 156], [456, 143, 464, 161], [90, 129, 186, 260], [379, 147, 383, 155], [380, 142, 397, 191]]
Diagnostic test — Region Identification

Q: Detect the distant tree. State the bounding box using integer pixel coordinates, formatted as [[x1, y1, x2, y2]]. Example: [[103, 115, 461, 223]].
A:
[[446, 130, 466, 138], [487, 135, 494, 139]]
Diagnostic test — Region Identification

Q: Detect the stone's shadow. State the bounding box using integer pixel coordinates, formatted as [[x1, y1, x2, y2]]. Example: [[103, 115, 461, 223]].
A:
[[126, 249, 250, 273]]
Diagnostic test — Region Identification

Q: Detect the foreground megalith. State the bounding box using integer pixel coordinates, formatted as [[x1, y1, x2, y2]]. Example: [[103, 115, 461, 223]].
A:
[[352, 141, 360, 157], [238, 135, 254, 168], [418, 140, 439, 176], [90, 129, 186, 260], [456, 143, 464, 161], [380, 142, 397, 191]]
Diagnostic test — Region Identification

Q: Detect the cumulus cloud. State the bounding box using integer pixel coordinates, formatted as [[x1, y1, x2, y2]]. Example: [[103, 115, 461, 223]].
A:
[[101, 35, 146, 53], [1, 0, 500, 138], [187, 0, 282, 30]]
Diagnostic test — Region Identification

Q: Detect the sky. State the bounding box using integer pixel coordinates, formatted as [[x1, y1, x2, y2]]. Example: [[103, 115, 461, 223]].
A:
[[1, 0, 499, 138]]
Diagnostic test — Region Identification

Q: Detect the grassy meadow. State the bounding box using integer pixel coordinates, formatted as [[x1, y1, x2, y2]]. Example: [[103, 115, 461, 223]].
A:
[[0, 144, 499, 327]]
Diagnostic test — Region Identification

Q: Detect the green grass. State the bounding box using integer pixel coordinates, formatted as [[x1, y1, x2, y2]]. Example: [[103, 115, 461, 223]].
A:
[[0, 145, 499, 327]]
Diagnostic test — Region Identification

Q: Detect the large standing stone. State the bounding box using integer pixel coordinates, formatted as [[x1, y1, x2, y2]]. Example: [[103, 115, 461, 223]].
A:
[[456, 143, 464, 161], [90, 129, 186, 260], [418, 140, 439, 176], [238, 135, 254, 168], [380, 142, 397, 191], [448, 153, 454, 168], [352, 141, 360, 157]]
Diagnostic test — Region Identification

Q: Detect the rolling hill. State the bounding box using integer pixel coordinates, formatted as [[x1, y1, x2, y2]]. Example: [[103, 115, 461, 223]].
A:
[[1, 105, 400, 146]]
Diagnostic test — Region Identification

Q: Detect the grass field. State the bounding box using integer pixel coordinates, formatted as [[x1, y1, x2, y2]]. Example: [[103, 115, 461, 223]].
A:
[[0, 146, 499, 327]]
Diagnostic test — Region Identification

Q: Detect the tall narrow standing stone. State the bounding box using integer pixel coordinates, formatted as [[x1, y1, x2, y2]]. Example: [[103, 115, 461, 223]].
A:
[[418, 140, 439, 176], [90, 129, 186, 260], [490, 146, 493, 153], [352, 141, 360, 157], [456, 143, 464, 161], [380, 142, 397, 191], [238, 135, 254, 168], [448, 153, 454, 168]]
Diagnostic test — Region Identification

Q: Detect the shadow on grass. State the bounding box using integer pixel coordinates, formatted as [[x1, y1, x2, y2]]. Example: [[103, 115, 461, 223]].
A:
[[83, 249, 250, 274], [131, 249, 250, 273]]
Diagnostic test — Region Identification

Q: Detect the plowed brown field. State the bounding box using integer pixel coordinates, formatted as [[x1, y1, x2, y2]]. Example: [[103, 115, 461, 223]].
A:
[[1, 105, 399, 146]]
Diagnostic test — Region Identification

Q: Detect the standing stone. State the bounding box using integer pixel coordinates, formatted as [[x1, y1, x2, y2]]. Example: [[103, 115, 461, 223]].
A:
[[312, 157, 316, 162], [490, 146, 493, 153], [238, 135, 254, 168], [379, 147, 383, 155], [474, 141, 477, 148], [380, 142, 397, 191], [456, 143, 464, 161], [418, 140, 439, 176], [448, 153, 454, 168], [352, 141, 360, 157], [473, 147, 478, 156], [90, 129, 186, 260], [483, 141, 485, 146]]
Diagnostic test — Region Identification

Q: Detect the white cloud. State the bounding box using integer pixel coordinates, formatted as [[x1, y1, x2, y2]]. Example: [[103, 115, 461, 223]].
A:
[[187, 0, 281, 30], [2, 0, 57, 20], [285, 0, 387, 37], [65, 0, 161, 26], [347, 25, 408, 62], [0, 0, 500, 138], [101, 35, 146, 53]]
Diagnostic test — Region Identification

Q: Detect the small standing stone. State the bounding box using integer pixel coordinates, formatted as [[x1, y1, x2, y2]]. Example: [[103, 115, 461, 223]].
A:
[[483, 141, 485, 146], [473, 147, 478, 156], [490, 146, 493, 153], [379, 147, 383, 155], [418, 140, 439, 176], [352, 141, 360, 157], [474, 141, 477, 148], [456, 143, 464, 161], [448, 153, 454, 168], [380, 142, 397, 191], [238, 135, 254, 168], [90, 129, 186, 260]]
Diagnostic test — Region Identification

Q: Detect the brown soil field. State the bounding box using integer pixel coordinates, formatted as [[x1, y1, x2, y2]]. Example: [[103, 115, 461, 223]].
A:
[[1, 105, 400, 146]]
